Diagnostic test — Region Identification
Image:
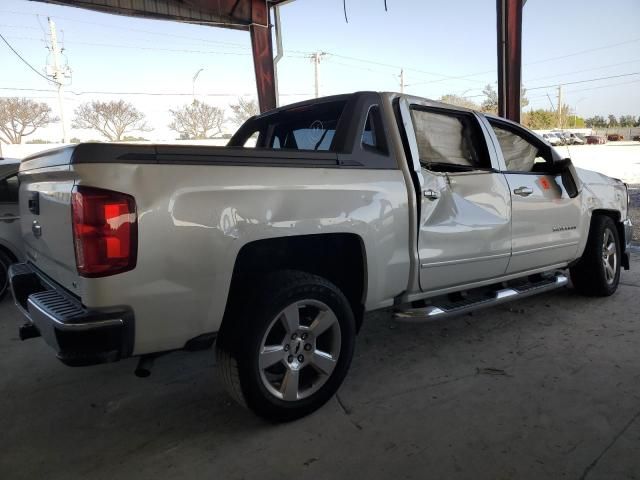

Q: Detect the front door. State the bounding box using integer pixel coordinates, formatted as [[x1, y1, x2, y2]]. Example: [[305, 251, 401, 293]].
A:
[[487, 120, 583, 274], [407, 105, 512, 292]]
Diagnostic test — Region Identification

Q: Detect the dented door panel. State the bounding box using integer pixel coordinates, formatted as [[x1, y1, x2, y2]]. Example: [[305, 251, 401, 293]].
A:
[[419, 171, 512, 291]]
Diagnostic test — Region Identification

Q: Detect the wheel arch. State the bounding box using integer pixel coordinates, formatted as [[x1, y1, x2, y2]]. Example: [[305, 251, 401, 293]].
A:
[[0, 243, 18, 263], [591, 208, 625, 243], [222, 233, 368, 332]]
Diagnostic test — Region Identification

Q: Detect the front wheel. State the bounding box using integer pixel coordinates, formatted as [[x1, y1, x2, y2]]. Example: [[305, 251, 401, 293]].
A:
[[570, 215, 621, 296], [216, 270, 356, 421]]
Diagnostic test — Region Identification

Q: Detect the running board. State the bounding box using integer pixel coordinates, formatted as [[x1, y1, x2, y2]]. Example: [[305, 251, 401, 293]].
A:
[[394, 273, 568, 322]]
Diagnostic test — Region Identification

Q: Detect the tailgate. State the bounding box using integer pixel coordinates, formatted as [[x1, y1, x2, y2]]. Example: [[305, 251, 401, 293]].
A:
[[19, 147, 79, 293]]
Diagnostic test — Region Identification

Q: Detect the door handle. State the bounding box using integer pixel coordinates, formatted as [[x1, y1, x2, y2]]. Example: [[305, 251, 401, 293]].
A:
[[1, 213, 19, 223], [513, 186, 533, 197], [423, 189, 440, 201]]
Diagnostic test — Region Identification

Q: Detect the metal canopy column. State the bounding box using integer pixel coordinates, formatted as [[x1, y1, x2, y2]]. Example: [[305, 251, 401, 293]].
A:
[[497, 0, 524, 122], [250, 0, 276, 112]]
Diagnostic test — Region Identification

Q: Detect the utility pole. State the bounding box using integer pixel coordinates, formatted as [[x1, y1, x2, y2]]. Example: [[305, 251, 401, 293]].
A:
[[192, 68, 204, 104], [399, 68, 405, 94], [46, 18, 71, 143], [557, 84, 563, 129], [310, 52, 325, 98]]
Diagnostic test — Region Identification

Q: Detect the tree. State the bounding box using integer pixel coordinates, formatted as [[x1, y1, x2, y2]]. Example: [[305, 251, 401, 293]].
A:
[[618, 115, 636, 127], [0, 97, 58, 144], [570, 116, 586, 128], [72, 100, 151, 141], [229, 97, 258, 126], [480, 84, 498, 114], [520, 86, 529, 110], [168, 100, 225, 139], [585, 116, 607, 128], [439, 94, 480, 110], [479, 84, 528, 114], [607, 114, 618, 127], [522, 109, 556, 130]]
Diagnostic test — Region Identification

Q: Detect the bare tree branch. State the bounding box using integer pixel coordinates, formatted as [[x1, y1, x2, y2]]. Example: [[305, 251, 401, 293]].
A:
[[168, 100, 225, 140], [0, 97, 58, 144], [229, 97, 258, 127], [72, 100, 152, 141]]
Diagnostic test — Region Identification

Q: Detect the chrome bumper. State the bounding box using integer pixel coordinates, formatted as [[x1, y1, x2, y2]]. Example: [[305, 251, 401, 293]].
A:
[[9, 263, 134, 366]]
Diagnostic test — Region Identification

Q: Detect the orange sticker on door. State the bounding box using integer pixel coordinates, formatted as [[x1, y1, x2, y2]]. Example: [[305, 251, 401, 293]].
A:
[[539, 177, 551, 190]]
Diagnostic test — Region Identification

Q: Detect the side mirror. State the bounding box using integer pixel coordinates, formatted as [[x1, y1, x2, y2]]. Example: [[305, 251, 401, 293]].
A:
[[553, 157, 573, 171]]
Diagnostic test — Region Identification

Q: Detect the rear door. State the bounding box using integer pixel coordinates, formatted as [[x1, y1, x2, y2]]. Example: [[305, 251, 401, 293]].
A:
[[403, 103, 512, 292], [486, 118, 582, 274]]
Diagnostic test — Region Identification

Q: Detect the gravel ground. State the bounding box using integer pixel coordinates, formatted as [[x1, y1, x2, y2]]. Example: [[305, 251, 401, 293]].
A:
[[629, 184, 640, 242]]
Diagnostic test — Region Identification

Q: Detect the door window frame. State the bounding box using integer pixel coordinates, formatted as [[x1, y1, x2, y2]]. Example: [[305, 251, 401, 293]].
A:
[[397, 97, 503, 174], [481, 116, 555, 175]]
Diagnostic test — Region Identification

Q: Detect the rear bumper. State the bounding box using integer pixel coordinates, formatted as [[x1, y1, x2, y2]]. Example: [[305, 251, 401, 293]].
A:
[[9, 263, 134, 366]]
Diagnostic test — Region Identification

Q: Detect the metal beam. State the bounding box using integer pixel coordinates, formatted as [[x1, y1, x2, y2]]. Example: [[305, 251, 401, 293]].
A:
[[497, 0, 523, 122], [250, 0, 277, 112]]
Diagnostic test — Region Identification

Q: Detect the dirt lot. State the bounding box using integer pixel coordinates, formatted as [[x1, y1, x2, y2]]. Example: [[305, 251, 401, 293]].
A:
[[1, 253, 639, 480]]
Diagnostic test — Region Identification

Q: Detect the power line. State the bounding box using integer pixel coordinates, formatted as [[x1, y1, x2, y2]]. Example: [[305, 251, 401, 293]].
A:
[[3, 34, 312, 59], [0, 86, 311, 97], [527, 72, 640, 91], [0, 32, 60, 85], [526, 37, 640, 66], [525, 58, 640, 83], [563, 78, 640, 95], [407, 38, 640, 87]]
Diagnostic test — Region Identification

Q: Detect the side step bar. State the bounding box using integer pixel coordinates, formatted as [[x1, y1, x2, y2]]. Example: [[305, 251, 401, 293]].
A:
[[394, 273, 568, 322]]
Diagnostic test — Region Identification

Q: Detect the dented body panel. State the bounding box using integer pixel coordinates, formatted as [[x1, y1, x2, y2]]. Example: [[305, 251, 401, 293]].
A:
[[12, 92, 632, 358]]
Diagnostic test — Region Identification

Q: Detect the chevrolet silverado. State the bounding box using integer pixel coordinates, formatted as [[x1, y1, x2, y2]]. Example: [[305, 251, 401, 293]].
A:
[[8, 92, 633, 420]]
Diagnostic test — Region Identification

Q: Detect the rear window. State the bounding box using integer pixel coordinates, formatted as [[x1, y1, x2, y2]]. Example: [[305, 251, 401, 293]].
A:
[[233, 100, 347, 152]]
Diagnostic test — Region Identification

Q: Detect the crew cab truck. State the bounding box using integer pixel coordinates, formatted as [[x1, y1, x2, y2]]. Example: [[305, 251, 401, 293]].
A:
[[9, 92, 633, 421]]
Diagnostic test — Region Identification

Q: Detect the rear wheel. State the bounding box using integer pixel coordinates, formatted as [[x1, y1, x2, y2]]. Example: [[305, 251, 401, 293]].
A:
[[0, 250, 14, 301], [570, 215, 621, 296], [216, 270, 356, 421]]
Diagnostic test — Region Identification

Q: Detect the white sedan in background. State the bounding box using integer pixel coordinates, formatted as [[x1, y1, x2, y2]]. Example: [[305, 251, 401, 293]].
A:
[[0, 158, 21, 300], [542, 133, 562, 146]]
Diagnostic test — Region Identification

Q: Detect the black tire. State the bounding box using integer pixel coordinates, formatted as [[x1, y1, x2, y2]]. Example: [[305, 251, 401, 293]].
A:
[[570, 215, 621, 296], [0, 250, 14, 301], [216, 270, 356, 422]]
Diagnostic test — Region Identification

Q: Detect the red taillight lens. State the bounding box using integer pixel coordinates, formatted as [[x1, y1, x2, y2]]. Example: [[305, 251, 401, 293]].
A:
[[71, 186, 137, 277]]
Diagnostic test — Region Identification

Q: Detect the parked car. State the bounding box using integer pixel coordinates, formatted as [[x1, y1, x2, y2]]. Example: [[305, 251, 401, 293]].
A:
[[607, 133, 624, 141], [0, 158, 21, 300], [552, 132, 571, 145], [586, 135, 607, 145], [567, 132, 586, 145], [542, 133, 562, 146], [8, 92, 633, 421]]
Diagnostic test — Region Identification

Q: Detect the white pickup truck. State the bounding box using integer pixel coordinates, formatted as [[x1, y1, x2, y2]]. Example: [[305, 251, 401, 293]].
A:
[[9, 92, 633, 420]]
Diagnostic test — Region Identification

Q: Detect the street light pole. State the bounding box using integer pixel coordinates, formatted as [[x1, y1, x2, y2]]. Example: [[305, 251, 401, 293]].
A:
[[192, 68, 204, 103]]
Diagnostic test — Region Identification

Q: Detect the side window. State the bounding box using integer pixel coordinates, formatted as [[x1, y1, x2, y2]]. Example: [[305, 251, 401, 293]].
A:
[[362, 107, 378, 149], [491, 124, 550, 172], [410, 108, 490, 171], [243, 131, 259, 148], [0, 175, 19, 204]]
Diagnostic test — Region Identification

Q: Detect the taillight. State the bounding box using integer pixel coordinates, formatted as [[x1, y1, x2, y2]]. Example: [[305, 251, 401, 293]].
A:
[[71, 186, 137, 277]]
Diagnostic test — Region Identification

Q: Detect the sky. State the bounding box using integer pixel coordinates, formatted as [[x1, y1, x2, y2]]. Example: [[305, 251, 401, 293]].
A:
[[0, 0, 639, 142]]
